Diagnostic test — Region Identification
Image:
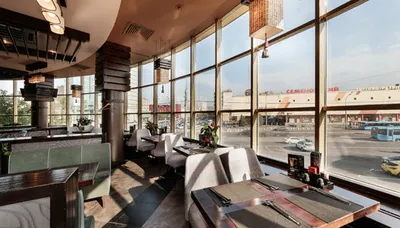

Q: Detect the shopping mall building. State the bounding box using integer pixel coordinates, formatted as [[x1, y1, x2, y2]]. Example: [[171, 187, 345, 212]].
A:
[[222, 85, 400, 125]]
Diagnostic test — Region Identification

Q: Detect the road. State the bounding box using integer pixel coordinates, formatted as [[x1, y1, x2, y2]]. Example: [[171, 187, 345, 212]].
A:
[[220, 128, 400, 196]]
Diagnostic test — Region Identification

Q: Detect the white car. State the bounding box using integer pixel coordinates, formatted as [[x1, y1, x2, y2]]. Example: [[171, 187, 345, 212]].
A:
[[296, 141, 315, 152], [285, 137, 302, 144]]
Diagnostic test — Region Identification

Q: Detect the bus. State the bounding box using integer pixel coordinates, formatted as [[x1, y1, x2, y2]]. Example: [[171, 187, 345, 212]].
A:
[[371, 126, 400, 141], [358, 121, 400, 130]]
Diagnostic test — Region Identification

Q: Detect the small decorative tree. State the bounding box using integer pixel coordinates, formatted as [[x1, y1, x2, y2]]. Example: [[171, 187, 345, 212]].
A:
[[200, 123, 219, 147], [77, 117, 93, 131]]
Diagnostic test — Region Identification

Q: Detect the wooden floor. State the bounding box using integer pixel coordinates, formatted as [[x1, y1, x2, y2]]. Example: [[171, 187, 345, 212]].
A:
[[84, 156, 187, 228]]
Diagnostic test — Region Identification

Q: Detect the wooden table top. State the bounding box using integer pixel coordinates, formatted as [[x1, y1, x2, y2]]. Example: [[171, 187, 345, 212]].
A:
[[192, 175, 380, 228], [50, 162, 99, 188], [173, 144, 216, 156], [0, 167, 78, 193], [141, 135, 161, 144]]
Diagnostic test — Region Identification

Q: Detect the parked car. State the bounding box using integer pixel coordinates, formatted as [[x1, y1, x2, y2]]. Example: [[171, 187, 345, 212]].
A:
[[381, 156, 400, 176], [296, 141, 315, 152], [285, 137, 302, 144]]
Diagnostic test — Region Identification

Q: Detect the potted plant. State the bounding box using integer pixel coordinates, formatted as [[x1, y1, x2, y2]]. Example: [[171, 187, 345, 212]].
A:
[[77, 117, 93, 132], [1, 143, 10, 156], [200, 123, 219, 147], [145, 121, 158, 135]]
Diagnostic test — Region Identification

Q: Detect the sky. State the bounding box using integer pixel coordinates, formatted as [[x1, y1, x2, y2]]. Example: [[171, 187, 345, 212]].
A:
[[2, 0, 399, 110]]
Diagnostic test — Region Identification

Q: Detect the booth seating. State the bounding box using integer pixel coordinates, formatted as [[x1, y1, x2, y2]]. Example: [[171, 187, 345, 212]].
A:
[[8, 143, 111, 201]]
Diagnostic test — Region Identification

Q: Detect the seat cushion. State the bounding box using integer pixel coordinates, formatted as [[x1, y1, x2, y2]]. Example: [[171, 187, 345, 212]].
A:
[[167, 153, 187, 168], [96, 170, 110, 179], [137, 141, 155, 152], [189, 203, 208, 228]]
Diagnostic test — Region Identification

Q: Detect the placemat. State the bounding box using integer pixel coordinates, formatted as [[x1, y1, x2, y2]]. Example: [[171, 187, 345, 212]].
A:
[[227, 204, 311, 228], [256, 174, 306, 191], [205, 181, 263, 207], [286, 190, 363, 223]]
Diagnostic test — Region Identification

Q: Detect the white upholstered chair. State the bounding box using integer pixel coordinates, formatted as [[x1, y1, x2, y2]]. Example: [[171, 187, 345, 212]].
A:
[[165, 134, 187, 169], [151, 133, 174, 158], [78, 190, 95, 228], [225, 148, 265, 183], [184, 153, 229, 227], [126, 129, 138, 147], [136, 129, 156, 152], [214, 147, 234, 156], [91, 127, 102, 134]]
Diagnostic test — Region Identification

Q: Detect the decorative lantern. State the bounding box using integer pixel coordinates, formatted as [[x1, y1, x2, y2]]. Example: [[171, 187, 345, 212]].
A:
[[28, 74, 46, 84], [154, 58, 171, 93], [249, 0, 283, 57], [71, 85, 82, 98]]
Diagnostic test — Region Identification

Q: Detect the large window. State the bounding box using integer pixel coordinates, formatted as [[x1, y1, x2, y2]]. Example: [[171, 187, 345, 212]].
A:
[[175, 77, 190, 112], [195, 27, 215, 71], [221, 55, 251, 110], [221, 112, 251, 147], [195, 70, 215, 111], [175, 44, 191, 77], [221, 12, 250, 60], [141, 62, 154, 86], [141, 86, 153, 113]]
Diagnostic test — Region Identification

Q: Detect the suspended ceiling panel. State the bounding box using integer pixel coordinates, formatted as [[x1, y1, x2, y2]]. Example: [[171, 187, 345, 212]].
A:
[[0, 0, 121, 77]]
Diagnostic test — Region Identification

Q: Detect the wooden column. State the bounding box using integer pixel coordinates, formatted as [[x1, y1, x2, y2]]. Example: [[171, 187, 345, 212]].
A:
[[21, 75, 57, 128], [96, 41, 131, 165]]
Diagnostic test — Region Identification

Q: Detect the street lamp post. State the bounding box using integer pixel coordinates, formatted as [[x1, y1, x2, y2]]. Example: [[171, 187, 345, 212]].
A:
[[344, 91, 353, 129]]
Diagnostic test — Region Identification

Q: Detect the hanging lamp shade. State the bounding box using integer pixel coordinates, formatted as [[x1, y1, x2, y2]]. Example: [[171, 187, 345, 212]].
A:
[[154, 58, 171, 84], [249, 0, 284, 40], [36, 0, 57, 11], [71, 85, 82, 98], [42, 3, 62, 24], [50, 16, 65, 35]]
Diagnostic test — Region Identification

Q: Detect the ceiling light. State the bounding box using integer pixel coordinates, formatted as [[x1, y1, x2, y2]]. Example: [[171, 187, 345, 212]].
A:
[[42, 3, 62, 24], [49, 50, 57, 54], [50, 17, 65, 35], [29, 74, 46, 84], [2, 39, 12, 45], [36, 0, 56, 11]]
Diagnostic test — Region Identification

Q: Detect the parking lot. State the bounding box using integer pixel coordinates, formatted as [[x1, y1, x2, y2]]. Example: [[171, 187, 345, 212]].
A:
[[221, 127, 400, 196]]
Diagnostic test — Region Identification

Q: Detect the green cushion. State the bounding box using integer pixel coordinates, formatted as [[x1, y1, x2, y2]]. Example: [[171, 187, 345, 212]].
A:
[[48, 146, 82, 168], [81, 143, 111, 172], [8, 149, 49, 173]]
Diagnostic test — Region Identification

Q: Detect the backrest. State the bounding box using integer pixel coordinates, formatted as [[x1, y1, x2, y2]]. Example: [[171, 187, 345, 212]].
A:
[[214, 147, 234, 156], [48, 146, 82, 168], [128, 129, 138, 146], [91, 127, 102, 133], [161, 133, 174, 141], [67, 126, 79, 134], [165, 134, 184, 162], [81, 143, 111, 172], [136, 129, 151, 147], [8, 149, 50, 173], [184, 153, 229, 221], [226, 148, 265, 183]]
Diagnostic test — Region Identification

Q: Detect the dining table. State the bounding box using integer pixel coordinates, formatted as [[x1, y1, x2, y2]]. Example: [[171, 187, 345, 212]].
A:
[[51, 162, 100, 188], [141, 135, 161, 144], [173, 144, 218, 156], [191, 173, 380, 228]]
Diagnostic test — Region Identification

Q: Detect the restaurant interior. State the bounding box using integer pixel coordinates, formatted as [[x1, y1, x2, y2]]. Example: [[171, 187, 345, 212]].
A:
[[0, 0, 399, 227]]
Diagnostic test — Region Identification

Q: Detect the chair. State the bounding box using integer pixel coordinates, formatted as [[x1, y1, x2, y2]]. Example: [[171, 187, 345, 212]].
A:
[[78, 190, 95, 228], [165, 134, 187, 169], [151, 133, 174, 158], [185, 153, 229, 227], [126, 129, 138, 147], [214, 146, 234, 156], [225, 148, 265, 183], [136, 129, 156, 152], [91, 127, 102, 133]]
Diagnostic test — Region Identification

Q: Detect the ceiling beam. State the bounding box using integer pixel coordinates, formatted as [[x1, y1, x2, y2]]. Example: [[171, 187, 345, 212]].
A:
[[0, 66, 29, 79], [0, 34, 8, 55], [62, 38, 71, 62], [70, 41, 81, 64], [45, 33, 49, 61], [22, 28, 30, 59], [25, 61, 47, 71], [0, 44, 75, 63], [6, 25, 18, 57], [0, 7, 90, 42], [54, 35, 61, 61], [35, 31, 39, 60]]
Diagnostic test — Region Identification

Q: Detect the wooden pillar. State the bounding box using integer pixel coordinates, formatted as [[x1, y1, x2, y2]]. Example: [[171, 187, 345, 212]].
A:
[[96, 41, 131, 165], [21, 75, 57, 128]]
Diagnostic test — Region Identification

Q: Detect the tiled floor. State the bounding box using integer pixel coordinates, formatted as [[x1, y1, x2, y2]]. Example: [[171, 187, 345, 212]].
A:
[[84, 156, 187, 228]]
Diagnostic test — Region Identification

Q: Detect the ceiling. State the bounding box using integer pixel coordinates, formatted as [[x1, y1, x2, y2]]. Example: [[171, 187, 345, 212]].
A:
[[0, 0, 121, 78], [107, 0, 240, 64], [0, 0, 241, 78]]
